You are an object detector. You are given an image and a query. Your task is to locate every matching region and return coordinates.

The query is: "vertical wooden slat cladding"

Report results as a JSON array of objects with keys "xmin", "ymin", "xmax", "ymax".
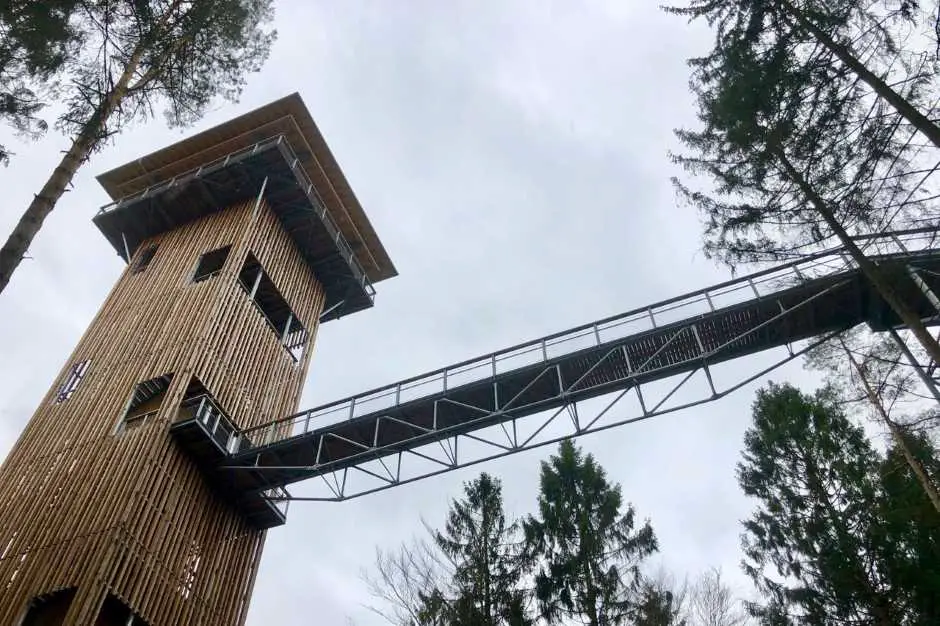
[{"xmin": 0, "ymin": 198, "xmax": 325, "ymax": 625}]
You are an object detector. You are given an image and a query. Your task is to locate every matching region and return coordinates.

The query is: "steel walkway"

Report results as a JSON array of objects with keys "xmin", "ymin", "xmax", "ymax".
[{"xmin": 175, "ymin": 228, "xmax": 940, "ymax": 510}]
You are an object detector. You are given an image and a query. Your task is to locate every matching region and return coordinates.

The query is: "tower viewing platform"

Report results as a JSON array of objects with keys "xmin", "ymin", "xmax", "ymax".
[
  {"xmin": 0, "ymin": 94, "xmax": 397, "ymax": 626},
  {"xmin": 94, "ymin": 93, "xmax": 397, "ymax": 321},
  {"xmin": 91, "ymin": 94, "xmax": 398, "ymax": 529}
]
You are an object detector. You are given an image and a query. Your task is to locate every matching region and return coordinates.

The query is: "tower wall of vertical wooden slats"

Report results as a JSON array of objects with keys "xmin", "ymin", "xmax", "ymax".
[{"xmin": 0, "ymin": 197, "xmax": 324, "ymax": 625}]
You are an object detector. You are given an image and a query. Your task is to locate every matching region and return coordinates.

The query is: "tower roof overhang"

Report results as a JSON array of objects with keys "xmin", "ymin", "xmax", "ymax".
[{"xmin": 93, "ymin": 92, "xmax": 396, "ymax": 321}]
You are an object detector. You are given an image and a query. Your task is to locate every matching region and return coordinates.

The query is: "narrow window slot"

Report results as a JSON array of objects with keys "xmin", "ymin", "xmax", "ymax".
[
  {"xmin": 54, "ymin": 359, "xmax": 91, "ymax": 404},
  {"xmin": 237, "ymin": 253, "xmax": 308, "ymax": 361}
]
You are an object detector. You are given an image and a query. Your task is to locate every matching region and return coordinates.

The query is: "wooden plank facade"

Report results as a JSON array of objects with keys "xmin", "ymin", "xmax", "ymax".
[
  {"xmin": 0, "ymin": 94, "xmax": 395, "ymax": 625},
  {"xmin": 0, "ymin": 196, "xmax": 323, "ymax": 624}
]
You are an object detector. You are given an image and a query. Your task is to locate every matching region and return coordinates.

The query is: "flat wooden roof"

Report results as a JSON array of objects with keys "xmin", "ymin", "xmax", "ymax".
[{"xmin": 96, "ymin": 92, "xmax": 396, "ymax": 283}]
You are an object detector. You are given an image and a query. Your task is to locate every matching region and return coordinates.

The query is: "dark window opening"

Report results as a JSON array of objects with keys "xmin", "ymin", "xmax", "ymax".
[
  {"xmin": 54, "ymin": 359, "xmax": 91, "ymax": 404},
  {"xmin": 191, "ymin": 245, "xmax": 231, "ymax": 283},
  {"xmin": 237, "ymin": 253, "xmax": 308, "ymax": 361},
  {"xmin": 131, "ymin": 245, "xmax": 158, "ymax": 274},
  {"xmin": 94, "ymin": 595, "xmax": 148, "ymax": 626},
  {"xmin": 20, "ymin": 588, "xmax": 76, "ymax": 626},
  {"xmin": 182, "ymin": 376, "xmax": 208, "ymax": 403},
  {"xmin": 116, "ymin": 374, "xmax": 173, "ymax": 435}
]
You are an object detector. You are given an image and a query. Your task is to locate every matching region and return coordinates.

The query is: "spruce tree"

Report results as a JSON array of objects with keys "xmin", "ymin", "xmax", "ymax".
[
  {"xmin": 523, "ymin": 439, "xmax": 658, "ymax": 626},
  {"xmin": 428, "ymin": 472, "xmax": 530, "ymax": 626},
  {"xmin": 633, "ymin": 580, "xmax": 688, "ymax": 626},
  {"xmin": 738, "ymin": 382, "xmax": 900, "ymax": 624},
  {"xmin": 665, "ymin": 1, "xmax": 940, "ymax": 148},
  {"xmin": 665, "ymin": 0, "xmax": 940, "ymax": 367}
]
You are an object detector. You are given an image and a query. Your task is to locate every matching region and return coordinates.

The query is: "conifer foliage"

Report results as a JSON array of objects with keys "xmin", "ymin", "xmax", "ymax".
[
  {"xmin": 738, "ymin": 382, "xmax": 940, "ymax": 623},
  {"xmin": 0, "ymin": 1, "xmax": 82, "ymax": 164},
  {"xmin": 523, "ymin": 440, "xmax": 658, "ymax": 626},
  {"xmin": 364, "ymin": 442, "xmax": 667, "ymax": 626},
  {"xmin": 425, "ymin": 472, "xmax": 530, "ymax": 626},
  {"xmin": 664, "ymin": 0, "xmax": 940, "ymax": 366}
]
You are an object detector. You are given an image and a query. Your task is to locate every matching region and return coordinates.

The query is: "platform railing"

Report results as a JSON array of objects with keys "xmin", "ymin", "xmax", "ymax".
[
  {"xmin": 98, "ymin": 135, "xmax": 283, "ymax": 216},
  {"xmin": 262, "ymin": 487, "xmax": 292, "ymax": 516},
  {"xmin": 97, "ymin": 134, "xmax": 375, "ymax": 299},
  {"xmin": 178, "ymin": 394, "xmax": 242, "ymax": 454},
  {"xmin": 236, "ymin": 227, "xmax": 940, "ymax": 451}
]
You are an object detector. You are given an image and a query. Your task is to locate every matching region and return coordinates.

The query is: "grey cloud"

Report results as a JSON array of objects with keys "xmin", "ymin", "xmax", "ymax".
[{"xmin": 0, "ymin": 2, "xmax": 826, "ymax": 625}]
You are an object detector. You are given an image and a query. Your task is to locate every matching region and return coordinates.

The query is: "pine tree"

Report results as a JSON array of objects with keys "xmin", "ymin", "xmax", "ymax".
[
  {"xmin": 0, "ymin": 0, "xmax": 82, "ymax": 164},
  {"xmin": 0, "ymin": 0, "xmax": 276, "ymax": 295},
  {"xmin": 428, "ymin": 472, "xmax": 530, "ymax": 626},
  {"xmin": 874, "ymin": 431, "xmax": 940, "ymax": 622},
  {"xmin": 806, "ymin": 329, "xmax": 940, "ymax": 513},
  {"xmin": 737, "ymin": 382, "xmax": 901, "ymax": 624},
  {"xmin": 523, "ymin": 439, "xmax": 658, "ymax": 626}
]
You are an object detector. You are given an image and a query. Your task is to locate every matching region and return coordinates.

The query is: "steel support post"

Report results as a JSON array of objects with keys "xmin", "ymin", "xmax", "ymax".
[
  {"xmin": 907, "ymin": 265, "xmax": 940, "ymax": 316},
  {"xmin": 251, "ymin": 176, "xmax": 269, "ymax": 219},
  {"xmin": 887, "ymin": 327, "xmax": 940, "ymax": 404}
]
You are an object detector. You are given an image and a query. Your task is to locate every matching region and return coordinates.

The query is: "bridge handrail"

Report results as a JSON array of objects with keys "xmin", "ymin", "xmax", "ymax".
[{"xmin": 236, "ymin": 227, "xmax": 940, "ymax": 449}]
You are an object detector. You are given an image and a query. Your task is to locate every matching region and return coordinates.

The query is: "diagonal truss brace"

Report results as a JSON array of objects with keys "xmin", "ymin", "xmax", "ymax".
[
  {"xmin": 268, "ymin": 327, "xmax": 846, "ymax": 502},
  {"xmin": 230, "ymin": 273, "xmax": 857, "ymax": 500},
  {"xmin": 208, "ymin": 227, "xmax": 940, "ymax": 508}
]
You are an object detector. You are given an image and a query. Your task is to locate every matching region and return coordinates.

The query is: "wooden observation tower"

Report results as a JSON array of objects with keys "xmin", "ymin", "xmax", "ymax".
[{"xmin": 0, "ymin": 94, "xmax": 396, "ymax": 625}]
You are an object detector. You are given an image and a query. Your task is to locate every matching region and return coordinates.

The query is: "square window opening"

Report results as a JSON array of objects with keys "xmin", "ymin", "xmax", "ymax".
[
  {"xmin": 192, "ymin": 245, "xmax": 231, "ymax": 283},
  {"xmin": 116, "ymin": 374, "xmax": 173, "ymax": 435},
  {"xmin": 131, "ymin": 244, "xmax": 159, "ymax": 274},
  {"xmin": 54, "ymin": 359, "xmax": 91, "ymax": 404}
]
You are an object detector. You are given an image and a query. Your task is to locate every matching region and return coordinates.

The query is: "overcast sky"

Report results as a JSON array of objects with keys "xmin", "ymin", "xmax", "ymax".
[{"xmin": 0, "ymin": 2, "xmax": 830, "ymax": 624}]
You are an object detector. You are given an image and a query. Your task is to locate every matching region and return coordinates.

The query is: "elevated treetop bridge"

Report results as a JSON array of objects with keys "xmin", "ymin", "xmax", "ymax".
[{"xmin": 171, "ymin": 227, "xmax": 940, "ymax": 527}]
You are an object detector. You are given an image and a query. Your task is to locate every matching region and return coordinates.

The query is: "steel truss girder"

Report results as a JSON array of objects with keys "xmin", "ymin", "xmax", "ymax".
[
  {"xmin": 215, "ymin": 228, "xmax": 940, "ymax": 504},
  {"xmin": 262, "ymin": 329, "xmax": 845, "ymax": 502}
]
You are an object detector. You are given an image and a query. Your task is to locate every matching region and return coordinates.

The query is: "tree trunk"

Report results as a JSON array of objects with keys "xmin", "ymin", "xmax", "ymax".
[
  {"xmin": 579, "ymin": 512, "xmax": 600, "ymax": 626},
  {"xmin": 482, "ymin": 506, "xmax": 493, "ymax": 626},
  {"xmin": 772, "ymin": 146, "xmax": 940, "ymax": 368},
  {"xmin": 779, "ymin": 0, "xmax": 940, "ymax": 150},
  {"xmin": 841, "ymin": 339, "xmax": 940, "ymax": 514},
  {"xmin": 0, "ymin": 41, "xmax": 148, "ymax": 295}
]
